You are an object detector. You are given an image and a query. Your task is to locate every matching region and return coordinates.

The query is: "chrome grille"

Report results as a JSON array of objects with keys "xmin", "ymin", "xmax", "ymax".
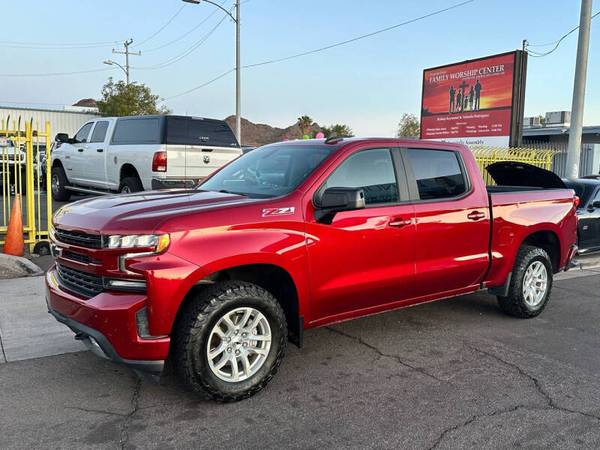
[{"xmin": 54, "ymin": 228, "xmax": 103, "ymax": 249}]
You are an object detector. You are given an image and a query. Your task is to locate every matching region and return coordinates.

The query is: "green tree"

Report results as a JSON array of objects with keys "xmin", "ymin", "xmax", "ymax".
[
  {"xmin": 321, "ymin": 124, "xmax": 354, "ymax": 138},
  {"xmin": 297, "ymin": 115, "xmax": 314, "ymax": 137},
  {"xmin": 397, "ymin": 113, "xmax": 420, "ymax": 138},
  {"xmin": 97, "ymin": 78, "xmax": 170, "ymax": 116}
]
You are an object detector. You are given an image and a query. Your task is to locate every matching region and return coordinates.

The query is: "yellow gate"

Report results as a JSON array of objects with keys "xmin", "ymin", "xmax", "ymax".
[
  {"xmin": 0, "ymin": 116, "xmax": 52, "ymax": 253},
  {"xmin": 470, "ymin": 146, "xmax": 557, "ymax": 185}
]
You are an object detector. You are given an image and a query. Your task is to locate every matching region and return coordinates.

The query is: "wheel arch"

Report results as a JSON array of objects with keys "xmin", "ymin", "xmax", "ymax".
[
  {"xmin": 520, "ymin": 229, "xmax": 561, "ymax": 273},
  {"xmin": 174, "ymin": 263, "xmax": 303, "ymax": 347},
  {"xmin": 119, "ymin": 163, "xmax": 141, "ymax": 182}
]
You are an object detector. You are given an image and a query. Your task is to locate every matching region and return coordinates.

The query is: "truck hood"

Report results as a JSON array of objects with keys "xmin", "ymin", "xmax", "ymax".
[
  {"xmin": 53, "ymin": 189, "xmax": 255, "ymax": 233},
  {"xmin": 486, "ymin": 162, "xmax": 567, "ymax": 189}
]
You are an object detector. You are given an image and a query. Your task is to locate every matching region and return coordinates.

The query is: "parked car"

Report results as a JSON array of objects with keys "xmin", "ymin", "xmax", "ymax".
[
  {"xmin": 0, "ymin": 139, "xmax": 46, "ymax": 193},
  {"xmin": 47, "ymin": 138, "xmax": 578, "ymax": 402},
  {"xmin": 563, "ymin": 178, "xmax": 600, "ymax": 254},
  {"xmin": 50, "ymin": 115, "xmax": 242, "ymax": 201}
]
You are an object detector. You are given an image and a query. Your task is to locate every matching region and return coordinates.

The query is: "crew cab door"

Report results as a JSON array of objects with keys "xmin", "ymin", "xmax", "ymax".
[
  {"xmin": 80, "ymin": 120, "xmax": 110, "ymax": 188},
  {"xmin": 402, "ymin": 147, "xmax": 490, "ymax": 297},
  {"xmin": 306, "ymin": 147, "xmax": 416, "ymax": 322},
  {"xmin": 67, "ymin": 122, "xmax": 94, "ymax": 184}
]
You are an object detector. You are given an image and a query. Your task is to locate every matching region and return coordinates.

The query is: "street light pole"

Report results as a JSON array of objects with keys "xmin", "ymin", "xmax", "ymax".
[
  {"xmin": 565, "ymin": 0, "xmax": 593, "ymax": 179},
  {"xmin": 183, "ymin": 0, "xmax": 242, "ymax": 144}
]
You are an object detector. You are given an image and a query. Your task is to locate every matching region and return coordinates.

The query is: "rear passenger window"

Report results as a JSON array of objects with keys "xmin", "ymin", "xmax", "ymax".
[
  {"xmin": 407, "ymin": 149, "xmax": 467, "ymax": 200},
  {"xmin": 90, "ymin": 121, "xmax": 109, "ymax": 143},
  {"xmin": 112, "ymin": 118, "xmax": 161, "ymax": 145},
  {"xmin": 322, "ymin": 148, "xmax": 399, "ymax": 205}
]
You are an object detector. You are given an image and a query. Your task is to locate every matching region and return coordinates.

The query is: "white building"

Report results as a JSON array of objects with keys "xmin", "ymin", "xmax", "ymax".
[{"xmin": 0, "ymin": 102, "xmax": 101, "ymax": 138}]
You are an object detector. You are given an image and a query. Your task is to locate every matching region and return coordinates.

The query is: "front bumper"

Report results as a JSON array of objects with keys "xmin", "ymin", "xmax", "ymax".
[{"xmin": 45, "ymin": 267, "xmax": 169, "ymax": 373}]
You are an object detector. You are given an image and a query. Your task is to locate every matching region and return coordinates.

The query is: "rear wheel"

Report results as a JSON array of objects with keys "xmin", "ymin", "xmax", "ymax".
[
  {"xmin": 497, "ymin": 245, "xmax": 553, "ymax": 318},
  {"xmin": 51, "ymin": 166, "xmax": 71, "ymax": 201},
  {"xmin": 173, "ymin": 281, "xmax": 287, "ymax": 402},
  {"xmin": 119, "ymin": 176, "xmax": 143, "ymax": 194}
]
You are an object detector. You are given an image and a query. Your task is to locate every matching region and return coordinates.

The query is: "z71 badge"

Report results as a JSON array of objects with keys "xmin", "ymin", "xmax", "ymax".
[{"xmin": 262, "ymin": 207, "xmax": 295, "ymax": 217}]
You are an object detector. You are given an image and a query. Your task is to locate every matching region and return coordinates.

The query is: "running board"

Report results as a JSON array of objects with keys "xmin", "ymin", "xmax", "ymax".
[{"xmin": 65, "ymin": 186, "xmax": 111, "ymax": 195}]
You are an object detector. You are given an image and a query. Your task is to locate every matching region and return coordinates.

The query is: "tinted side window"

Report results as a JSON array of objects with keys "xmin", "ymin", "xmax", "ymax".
[
  {"xmin": 111, "ymin": 118, "xmax": 161, "ymax": 145},
  {"xmin": 74, "ymin": 123, "xmax": 93, "ymax": 143},
  {"xmin": 90, "ymin": 121, "xmax": 109, "ymax": 143},
  {"xmin": 322, "ymin": 148, "xmax": 399, "ymax": 205},
  {"xmin": 407, "ymin": 149, "xmax": 467, "ymax": 200},
  {"xmin": 165, "ymin": 117, "xmax": 239, "ymax": 147}
]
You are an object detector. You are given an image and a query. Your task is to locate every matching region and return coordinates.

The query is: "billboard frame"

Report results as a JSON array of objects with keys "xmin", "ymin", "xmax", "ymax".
[{"xmin": 419, "ymin": 50, "xmax": 528, "ymax": 147}]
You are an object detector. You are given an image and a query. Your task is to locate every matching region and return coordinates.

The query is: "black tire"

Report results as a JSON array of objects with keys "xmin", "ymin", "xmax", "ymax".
[
  {"xmin": 51, "ymin": 166, "xmax": 71, "ymax": 201},
  {"xmin": 497, "ymin": 245, "xmax": 553, "ymax": 318},
  {"xmin": 173, "ymin": 281, "xmax": 287, "ymax": 402},
  {"xmin": 119, "ymin": 176, "xmax": 143, "ymax": 194}
]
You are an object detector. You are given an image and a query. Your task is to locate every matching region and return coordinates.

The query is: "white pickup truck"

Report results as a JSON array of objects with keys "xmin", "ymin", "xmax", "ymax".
[{"xmin": 50, "ymin": 115, "xmax": 242, "ymax": 200}]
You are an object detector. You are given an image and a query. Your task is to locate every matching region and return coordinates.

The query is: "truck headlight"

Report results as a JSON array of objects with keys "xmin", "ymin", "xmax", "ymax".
[{"xmin": 106, "ymin": 234, "xmax": 170, "ymax": 253}]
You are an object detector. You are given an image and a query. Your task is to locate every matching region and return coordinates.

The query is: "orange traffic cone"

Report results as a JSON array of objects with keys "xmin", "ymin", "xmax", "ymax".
[{"xmin": 4, "ymin": 194, "xmax": 24, "ymax": 257}]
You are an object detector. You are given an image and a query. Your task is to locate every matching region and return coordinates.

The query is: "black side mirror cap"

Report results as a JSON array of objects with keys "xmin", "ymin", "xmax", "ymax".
[
  {"xmin": 314, "ymin": 187, "xmax": 366, "ymax": 224},
  {"xmin": 55, "ymin": 133, "xmax": 69, "ymax": 143},
  {"xmin": 592, "ymin": 200, "xmax": 600, "ymax": 209}
]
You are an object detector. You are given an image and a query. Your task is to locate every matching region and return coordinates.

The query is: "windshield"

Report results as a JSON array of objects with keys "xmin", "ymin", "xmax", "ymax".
[{"xmin": 199, "ymin": 143, "xmax": 335, "ymax": 198}]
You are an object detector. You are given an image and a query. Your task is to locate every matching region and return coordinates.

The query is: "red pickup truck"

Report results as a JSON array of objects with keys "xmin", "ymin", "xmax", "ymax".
[{"xmin": 46, "ymin": 138, "xmax": 578, "ymax": 401}]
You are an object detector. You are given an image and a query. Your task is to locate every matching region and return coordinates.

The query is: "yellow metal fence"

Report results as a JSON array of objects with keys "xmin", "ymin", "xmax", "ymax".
[
  {"xmin": 0, "ymin": 116, "xmax": 52, "ymax": 253},
  {"xmin": 470, "ymin": 146, "xmax": 557, "ymax": 185}
]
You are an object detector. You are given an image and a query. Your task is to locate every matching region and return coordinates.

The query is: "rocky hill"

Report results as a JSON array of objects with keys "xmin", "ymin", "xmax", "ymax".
[{"xmin": 224, "ymin": 115, "xmax": 321, "ymax": 147}]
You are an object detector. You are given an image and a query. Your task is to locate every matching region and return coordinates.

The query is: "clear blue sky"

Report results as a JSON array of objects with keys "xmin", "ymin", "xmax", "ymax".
[{"xmin": 1, "ymin": 0, "xmax": 598, "ymax": 135}]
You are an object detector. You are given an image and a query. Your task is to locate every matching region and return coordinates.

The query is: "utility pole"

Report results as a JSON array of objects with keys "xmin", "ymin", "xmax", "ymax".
[
  {"xmin": 110, "ymin": 39, "xmax": 141, "ymax": 84},
  {"xmin": 183, "ymin": 0, "xmax": 242, "ymax": 144},
  {"xmin": 235, "ymin": 0, "xmax": 241, "ymax": 145},
  {"xmin": 566, "ymin": 0, "xmax": 593, "ymax": 179}
]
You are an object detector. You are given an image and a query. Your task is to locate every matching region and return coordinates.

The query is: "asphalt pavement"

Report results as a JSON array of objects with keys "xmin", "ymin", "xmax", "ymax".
[{"xmin": 1, "ymin": 270, "xmax": 600, "ymax": 449}]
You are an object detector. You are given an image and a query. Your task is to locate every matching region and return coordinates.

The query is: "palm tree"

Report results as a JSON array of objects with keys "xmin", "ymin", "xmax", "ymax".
[{"xmin": 297, "ymin": 115, "xmax": 313, "ymax": 137}]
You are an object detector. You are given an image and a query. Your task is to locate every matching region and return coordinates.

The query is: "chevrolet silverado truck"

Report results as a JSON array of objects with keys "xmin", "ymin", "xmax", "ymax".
[{"xmin": 46, "ymin": 138, "xmax": 578, "ymax": 402}]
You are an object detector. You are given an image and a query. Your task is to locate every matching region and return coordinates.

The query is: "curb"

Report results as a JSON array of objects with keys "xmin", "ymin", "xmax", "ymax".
[{"xmin": 0, "ymin": 253, "xmax": 44, "ymax": 279}]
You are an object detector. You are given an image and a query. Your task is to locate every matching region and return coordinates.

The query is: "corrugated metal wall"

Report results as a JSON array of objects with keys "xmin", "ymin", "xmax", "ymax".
[{"xmin": 0, "ymin": 107, "xmax": 101, "ymax": 137}]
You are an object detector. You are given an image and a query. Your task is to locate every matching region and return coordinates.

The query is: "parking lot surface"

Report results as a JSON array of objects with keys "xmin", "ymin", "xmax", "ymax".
[{"xmin": 1, "ymin": 272, "xmax": 600, "ymax": 449}]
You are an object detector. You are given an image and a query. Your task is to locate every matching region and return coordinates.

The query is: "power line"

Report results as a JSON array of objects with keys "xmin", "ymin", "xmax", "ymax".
[
  {"xmin": 141, "ymin": 0, "xmax": 228, "ymax": 53},
  {"xmin": 134, "ymin": 4, "xmax": 187, "ymax": 48},
  {"xmin": 0, "ymin": 40, "xmax": 121, "ymax": 50},
  {"xmin": 243, "ymin": 0, "xmax": 474, "ymax": 69},
  {"xmin": 0, "ymin": 67, "xmax": 116, "ymax": 78},
  {"xmin": 165, "ymin": 0, "xmax": 474, "ymax": 99},
  {"xmin": 134, "ymin": 11, "xmax": 230, "ymax": 70},
  {"xmin": 526, "ymin": 10, "xmax": 599, "ymax": 57},
  {"xmin": 165, "ymin": 69, "xmax": 235, "ymax": 99}
]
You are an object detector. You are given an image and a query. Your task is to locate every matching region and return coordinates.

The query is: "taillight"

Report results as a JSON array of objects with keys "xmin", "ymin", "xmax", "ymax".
[
  {"xmin": 574, "ymin": 196, "xmax": 580, "ymax": 208},
  {"xmin": 152, "ymin": 151, "xmax": 167, "ymax": 172}
]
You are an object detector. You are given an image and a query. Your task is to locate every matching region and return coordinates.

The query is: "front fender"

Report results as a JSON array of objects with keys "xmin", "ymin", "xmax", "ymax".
[{"xmin": 136, "ymin": 227, "xmax": 310, "ymax": 336}]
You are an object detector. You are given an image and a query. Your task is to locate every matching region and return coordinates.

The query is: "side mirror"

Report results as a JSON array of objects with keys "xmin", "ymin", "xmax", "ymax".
[
  {"xmin": 55, "ymin": 133, "xmax": 69, "ymax": 143},
  {"xmin": 314, "ymin": 187, "xmax": 365, "ymax": 223},
  {"xmin": 592, "ymin": 200, "xmax": 600, "ymax": 209}
]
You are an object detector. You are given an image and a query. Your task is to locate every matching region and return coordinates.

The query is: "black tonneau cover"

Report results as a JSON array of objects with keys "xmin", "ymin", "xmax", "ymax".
[{"xmin": 486, "ymin": 162, "xmax": 566, "ymax": 189}]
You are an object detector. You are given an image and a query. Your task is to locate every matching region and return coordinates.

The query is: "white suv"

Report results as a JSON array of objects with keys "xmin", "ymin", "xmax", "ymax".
[{"xmin": 50, "ymin": 115, "xmax": 242, "ymax": 200}]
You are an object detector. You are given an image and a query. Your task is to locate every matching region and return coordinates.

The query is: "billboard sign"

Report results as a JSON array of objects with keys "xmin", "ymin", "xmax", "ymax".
[{"xmin": 420, "ymin": 51, "xmax": 527, "ymax": 147}]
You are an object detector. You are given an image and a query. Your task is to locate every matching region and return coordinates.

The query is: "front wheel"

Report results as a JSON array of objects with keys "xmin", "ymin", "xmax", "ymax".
[
  {"xmin": 497, "ymin": 245, "xmax": 553, "ymax": 318},
  {"xmin": 173, "ymin": 281, "xmax": 287, "ymax": 402}
]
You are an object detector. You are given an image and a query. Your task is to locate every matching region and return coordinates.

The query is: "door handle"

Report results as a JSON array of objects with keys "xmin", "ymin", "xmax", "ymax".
[
  {"xmin": 467, "ymin": 211, "xmax": 486, "ymax": 221},
  {"xmin": 96, "ymin": 148, "xmax": 104, "ymax": 153},
  {"xmin": 389, "ymin": 217, "xmax": 412, "ymax": 228},
  {"xmin": 77, "ymin": 148, "xmax": 84, "ymax": 152}
]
